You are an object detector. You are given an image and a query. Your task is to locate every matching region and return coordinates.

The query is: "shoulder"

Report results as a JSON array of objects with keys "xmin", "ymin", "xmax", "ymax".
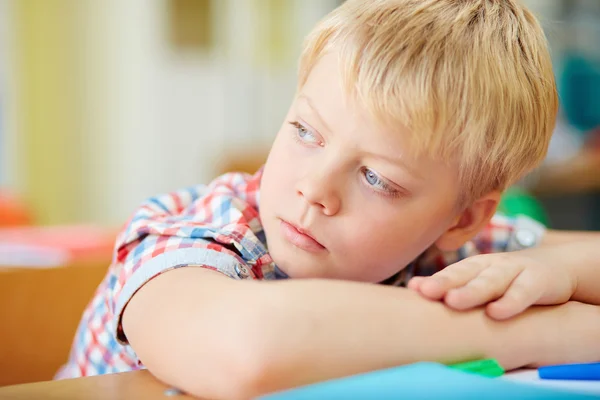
[{"xmin": 120, "ymin": 169, "xmax": 264, "ymax": 239}]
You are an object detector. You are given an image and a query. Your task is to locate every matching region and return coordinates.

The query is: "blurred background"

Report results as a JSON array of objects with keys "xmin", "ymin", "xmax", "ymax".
[
  {"xmin": 0, "ymin": 0, "xmax": 599, "ymax": 228},
  {"xmin": 0, "ymin": 0, "xmax": 344, "ymax": 228},
  {"xmin": 0, "ymin": 0, "xmax": 599, "ymax": 387}
]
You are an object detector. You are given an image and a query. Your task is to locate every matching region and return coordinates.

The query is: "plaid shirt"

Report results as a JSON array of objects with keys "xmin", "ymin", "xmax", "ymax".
[{"xmin": 55, "ymin": 169, "xmax": 545, "ymax": 379}]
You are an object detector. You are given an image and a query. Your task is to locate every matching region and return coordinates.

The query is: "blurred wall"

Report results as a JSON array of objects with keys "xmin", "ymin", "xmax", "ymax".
[
  {"xmin": 14, "ymin": 1, "xmax": 85, "ymax": 224},
  {"xmin": 0, "ymin": 0, "xmax": 15, "ymax": 189},
  {"xmin": 4, "ymin": 0, "xmax": 337, "ymax": 226}
]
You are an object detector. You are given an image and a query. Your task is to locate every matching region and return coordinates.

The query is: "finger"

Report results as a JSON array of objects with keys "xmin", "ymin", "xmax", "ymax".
[
  {"xmin": 406, "ymin": 276, "xmax": 426, "ymax": 291},
  {"xmin": 418, "ymin": 258, "xmax": 489, "ymax": 300},
  {"xmin": 444, "ymin": 263, "xmax": 523, "ymax": 310},
  {"xmin": 485, "ymin": 270, "xmax": 543, "ymax": 320}
]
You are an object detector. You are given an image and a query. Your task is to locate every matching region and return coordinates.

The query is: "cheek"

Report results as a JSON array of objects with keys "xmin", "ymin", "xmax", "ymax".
[
  {"xmin": 354, "ymin": 221, "xmax": 413, "ymax": 256},
  {"xmin": 332, "ymin": 216, "xmax": 414, "ymax": 280},
  {"xmin": 333, "ymin": 209, "xmax": 448, "ymax": 281},
  {"xmin": 260, "ymin": 134, "xmax": 296, "ymax": 207},
  {"xmin": 264, "ymin": 128, "xmax": 308, "ymax": 186},
  {"xmin": 265, "ymin": 130, "xmax": 293, "ymax": 170}
]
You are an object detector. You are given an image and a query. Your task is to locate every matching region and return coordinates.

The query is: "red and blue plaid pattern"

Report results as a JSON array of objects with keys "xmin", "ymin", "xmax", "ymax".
[{"xmin": 55, "ymin": 168, "xmax": 542, "ymax": 379}]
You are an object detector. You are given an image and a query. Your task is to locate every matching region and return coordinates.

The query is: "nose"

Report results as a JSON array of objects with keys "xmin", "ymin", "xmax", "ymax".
[{"xmin": 295, "ymin": 168, "xmax": 341, "ymax": 216}]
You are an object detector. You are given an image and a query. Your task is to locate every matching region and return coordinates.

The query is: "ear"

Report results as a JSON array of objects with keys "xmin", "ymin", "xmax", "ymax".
[{"xmin": 435, "ymin": 191, "xmax": 502, "ymax": 252}]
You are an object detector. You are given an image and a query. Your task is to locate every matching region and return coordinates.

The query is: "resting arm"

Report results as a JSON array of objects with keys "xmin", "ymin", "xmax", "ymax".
[{"xmin": 123, "ymin": 267, "xmax": 600, "ymax": 399}]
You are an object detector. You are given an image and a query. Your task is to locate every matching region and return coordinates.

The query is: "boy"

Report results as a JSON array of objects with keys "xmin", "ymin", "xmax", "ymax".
[{"xmin": 58, "ymin": 0, "xmax": 600, "ymax": 399}]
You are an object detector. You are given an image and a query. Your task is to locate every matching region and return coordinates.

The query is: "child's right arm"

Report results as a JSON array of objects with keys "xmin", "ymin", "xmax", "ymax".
[{"xmin": 122, "ymin": 266, "xmax": 600, "ymax": 400}]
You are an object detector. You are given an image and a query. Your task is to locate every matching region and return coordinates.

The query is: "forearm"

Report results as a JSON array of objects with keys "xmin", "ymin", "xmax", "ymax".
[
  {"xmin": 124, "ymin": 268, "xmax": 600, "ymax": 400},
  {"xmin": 250, "ymin": 280, "xmax": 600, "ymax": 396}
]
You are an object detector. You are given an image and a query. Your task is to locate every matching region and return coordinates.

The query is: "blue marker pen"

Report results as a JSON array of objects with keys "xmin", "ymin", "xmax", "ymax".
[{"xmin": 538, "ymin": 362, "xmax": 600, "ymax": 381}]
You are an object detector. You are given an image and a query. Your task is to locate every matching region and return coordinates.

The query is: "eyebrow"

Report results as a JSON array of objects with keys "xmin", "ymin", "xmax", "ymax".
[
  {"xmin": 297, "ymin": 94, "xmax": 333, "ymax": 134},
  {"xmin": 297, "ymin": 94, "xmax": 423, "ymax": 181}
]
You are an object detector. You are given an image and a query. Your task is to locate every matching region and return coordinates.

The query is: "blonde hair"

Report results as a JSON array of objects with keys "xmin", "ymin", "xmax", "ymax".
[{"xmin": 298, "ymin": 0, "xmax": 558, "ymax": 203}]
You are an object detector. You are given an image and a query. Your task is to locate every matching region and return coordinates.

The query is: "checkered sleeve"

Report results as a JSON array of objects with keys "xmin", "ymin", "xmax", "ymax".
[{"xmin": 108, "ymin": 183, "xmax": 253, "ymax": 345}]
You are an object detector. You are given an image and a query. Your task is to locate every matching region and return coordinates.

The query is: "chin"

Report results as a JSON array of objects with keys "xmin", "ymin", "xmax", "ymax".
[{"xmin": 270, "ymin": 256, "xmax": 315, "ymax": 279}]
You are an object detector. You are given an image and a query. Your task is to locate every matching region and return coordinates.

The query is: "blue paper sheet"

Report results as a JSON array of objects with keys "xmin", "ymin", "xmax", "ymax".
[{"xmin": 260, "ymin": 363, "xmax": 600, "ymax": 400}]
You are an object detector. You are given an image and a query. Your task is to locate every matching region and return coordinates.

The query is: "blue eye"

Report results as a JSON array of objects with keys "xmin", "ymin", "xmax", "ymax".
[
  {"xmin": 364, "ymin": 168, "xmax": 384, "ymax": 188},
  {"xmin": 362, "ymin": 168, "xmax": 402, "ymax": 198},
  {"xmin": 298, "ymin": 126, "xmax": 313, "ymax": 140},
  {"xmin": 290, "ymin": 121, "xmax": 321, "ymax": 145}
]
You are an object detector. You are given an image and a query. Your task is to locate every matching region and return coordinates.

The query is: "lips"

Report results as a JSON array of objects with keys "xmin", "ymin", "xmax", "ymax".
[{"xmin": 279, "ymin": 219, "xmax": 326, "ymax": 253}]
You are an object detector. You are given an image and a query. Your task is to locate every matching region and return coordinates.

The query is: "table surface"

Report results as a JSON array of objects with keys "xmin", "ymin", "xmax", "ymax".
[
  {"xmin": 1, "ymin": 368, "xmax": 600, "ymax": 399},
  {"xmin": 0, "ymin": 370, "xmax": 196, "ymax": 400}
]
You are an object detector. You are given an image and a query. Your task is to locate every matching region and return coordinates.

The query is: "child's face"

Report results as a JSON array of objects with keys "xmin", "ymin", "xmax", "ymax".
[{"xmin": 260, "ymin": 53, "xmax": 462, "ymax": 282}]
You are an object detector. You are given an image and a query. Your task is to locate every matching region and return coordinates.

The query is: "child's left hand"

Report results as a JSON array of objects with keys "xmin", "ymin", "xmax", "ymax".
[{"xmin": 407, "ymin": 247, "xmax": 577, "ymax": 320}]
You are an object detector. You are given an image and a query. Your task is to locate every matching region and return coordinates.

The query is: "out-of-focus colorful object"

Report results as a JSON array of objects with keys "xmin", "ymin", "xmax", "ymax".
[
  {"xmin": 449, "ymin": 358, "xmax": 505, "ymax": 378},
  {"xmin": 259, "ymin": 362, "xmax": 597, "ymax": 400},
  {"xmin": 560, "ymin": 54, "xmax": 600, "ymax": 133},
  {"xmin": 498, "ymin": 187, "xmax": 549, "ymax": 227},
  {"xmin": 539, "ymin": 362, "xmax": 600, "ymax": 381},
  {"xmin": 0, "ymin": 225, "xmax": 116, "ymax": 267},
  {"xmin": 0, "ymin": 190, "xmax": 33, "ymax": 227}
]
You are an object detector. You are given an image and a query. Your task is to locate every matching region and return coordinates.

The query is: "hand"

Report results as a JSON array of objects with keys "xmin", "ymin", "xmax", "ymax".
[{"xmin": 407, "ymin": 248, "xmax": 578, "ymax": 320}]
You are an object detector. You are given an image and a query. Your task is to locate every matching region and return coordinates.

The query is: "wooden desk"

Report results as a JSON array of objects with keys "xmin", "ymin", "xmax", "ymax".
[
  {"xmin": 0, "ymin": 262, "xmax": 109, "ymax": 386},
  {"xmin": 0, "ymin": 370, "xmax": 196, "ymax": 400}
]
